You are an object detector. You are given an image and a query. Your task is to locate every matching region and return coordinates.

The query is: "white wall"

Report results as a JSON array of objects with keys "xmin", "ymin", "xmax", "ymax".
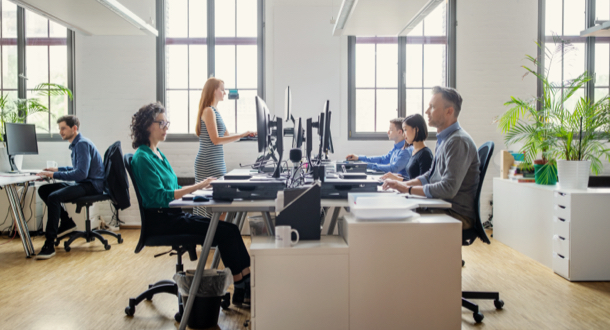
[{"xmin": 23, "ymin": 0, "xmax": 542, "ymax": 225}]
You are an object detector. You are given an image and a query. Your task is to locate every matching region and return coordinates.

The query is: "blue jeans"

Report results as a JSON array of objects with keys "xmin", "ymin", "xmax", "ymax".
[{"xmin": 38, "ymin": 182, "xmax": 98, "ymax": 240}]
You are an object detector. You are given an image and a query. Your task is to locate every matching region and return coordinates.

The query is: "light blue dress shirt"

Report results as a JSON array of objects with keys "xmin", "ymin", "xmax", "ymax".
[{"xmin": 359, "ymin": 141, "xmax": 413, "ymax": 177}]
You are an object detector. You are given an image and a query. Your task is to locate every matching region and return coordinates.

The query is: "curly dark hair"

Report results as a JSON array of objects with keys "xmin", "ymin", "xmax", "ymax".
[{"xmin": 130, "ymin": 102, "xmax": 166, "ymax": 149}]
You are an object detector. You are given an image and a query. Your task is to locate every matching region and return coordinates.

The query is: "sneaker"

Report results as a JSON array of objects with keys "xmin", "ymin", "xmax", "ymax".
[
  {"xmin": 36, "ymin": 241, "xmax": 56, "ymax": 260},
  {"xmin": 233, "ymin": 287, "xmax": 246, "ymax": 306},
  {"xmin": 57, "ymin": 220, "xmax": 76, "ymax": 237}
]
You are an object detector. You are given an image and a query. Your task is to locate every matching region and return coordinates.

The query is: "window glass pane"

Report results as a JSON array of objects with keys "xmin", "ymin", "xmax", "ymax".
[
  {"xmin": 49, "ymin": 21, "xmax": 66, "ymax": 38},
  {"xmin": 216, "ymin": 97, "xmax": 236, "ymax": 134},
  {"xmin": 563, "ymin": 87, "xmax": 584, "ymax": 113},
  {"xmin": 406, "ymin": 44, "xmax": 423, "ymax": 87},
  {"xmin": 355, "ymin": 44, "xmax": 375, "ymax": 88},
  {"xmin": 422, "ymin": 88, "xmax": 436, "ymax": 132},
  {"xmin": 26, "ymin": 46, "xmax": 48, "ymax": 88},
  {"xmin": 167, "ymin": 0, "xmax": 188, "ymax": 38},
  {"xmin": 236, "ymin": 90, "xmax": 257, "ymax": 132},
  {"xmin": 50, "ymin": 46, "xmax": 67, "ymax": 86},
  {"xmin": 25, "ymin": 10, "xmax": 47, "ymax": 38},
  {"xmin": 189, "ymin": 45, "xmax": 208, "ymax": 89},
  {"xmin": 406, "ymin": 89, "xmax": 423, "ymax": 117},
  {"xmin": 563, "ymin": 0, "xmax": 585, "ymax": 36},
  {"xmin": 546, "ymin": 0, "xmax": 562, "ymax": 36},
  {"xmin": 597, "ymin": 0, "xmax": 610, "ymax": 21},
  {"xmin": 236, "ymin": 0, "xmax": 257, "ymax": 38},
  {"xmin": 423, "ymin": 4, "xmax": 445, "ymax": 37},
  {"xmin": 189, "ymin": 90, "xmax": 201, "ymax": 134},
  {"xmin": 546, "ymin": 45, "xmax": 563, "ymax": 86},
  {"xmin": 236, "ymin": 45, "xmax": 257, "ymax": 88},
  {"xmin": 215, "ymin": 45, "xmax": 236, "ymax": 88},
  {"xmin": 166, "ymin": 90, "xmax": 189, "ymax": 133},
  {"xmin": 216, "ymin": 0, "xmax": 236, "ymax": 37},
  {"xmin": 409, "ymin": 20, "xmax": 423, "ymax": 36},
  {"xmin": 167, "ymin": 45, "xmax": 188, "ymax": 89},
  {"xmin": 26, "ymin": 90, "xmax": 49, "ymax": 133},
  {"xmin": 376, "ymin": 44, "xmax": 397, "ymax": 88},
  {"xmin": 189, "ymin": 0, "xmax": 207, "ymax": 38},
  {"xmin": 50, "ymin": 94, "xmax": 68, "ymax": 134},
  {"xmin": 595, "ymin": 87, "xmax": 609, "ymax": 102},
  {"xmin": 423, "ymin": 44, "xmax": 446, "ymax": 87},
  {"xmin": 563, "ymin": 42, "xmax": 585, "ymax": 85},
  {"xmin": 2, "ymin": 0, "xmax": 17, "ymax": 38},
  {"xmin": 376, "ymin": 89, "xmax": 398, "ymax": 132},
  {"xmin": 2, "ymin": 45, "xmax": 17, "ymax": 89},
  {"xmin": 355, "ymin": 89, "xmax": 375, "ymax": 132},
  {"xmin": 595, "ymin": 43, "xmax": 609, "ymax": 87}
]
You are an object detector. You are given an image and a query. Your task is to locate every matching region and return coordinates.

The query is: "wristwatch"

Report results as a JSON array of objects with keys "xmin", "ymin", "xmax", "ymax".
[{"xmin": 408, "ymin": 186, "xmax": 412, "ymax": 195}]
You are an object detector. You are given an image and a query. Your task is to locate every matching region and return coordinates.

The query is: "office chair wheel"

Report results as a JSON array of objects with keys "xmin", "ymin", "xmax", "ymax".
[
  {"xmin": 462, "ymin": 260, "xmax": 465, "ymax": 267},
  {"xmin": 125, "ymin": 306, "xmax": 135, "ymax": 316},
  {"xmin": 473, "ymin": 312, "xmax": 484, "ymax": 323},
  {"xmin": 494, "ymin": 299, "xmax": 504, "ymax": 309},
  {"xmin": 118, "ymin": 236, "xmax": 124, "ymax": 244},
  {"xmin": 220, "ymin": 292, "xmax": 231, "ymax": 310},
  {"xmin": 54, "ymin": 240, "xmax": 60, "ymax": 247},
  {"xmin": 104, "ymin": 244, "xmax": 111, "ymax": 250},
  {"xmin": 174, "ymin": 312, "xmax": 182, "ymax": 322},
  {"xmin": 64, "ymin": 242, "xmax": 71, "ymax": 252}
]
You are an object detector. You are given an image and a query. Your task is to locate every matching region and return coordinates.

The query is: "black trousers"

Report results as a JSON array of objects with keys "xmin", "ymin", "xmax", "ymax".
[
  {"xmin": 38, "ymin": 182, "xmax": 98, "ymax": 240},
  {"xmin": 145, "ymin": 209, "xmax": 250, "ymax": 276}
]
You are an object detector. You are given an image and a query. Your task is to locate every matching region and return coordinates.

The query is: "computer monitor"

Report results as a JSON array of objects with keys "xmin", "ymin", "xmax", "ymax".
[
  {"xmin": 317, "ymin": 112, "xmax": 325, "ymax": 161},
  {"xmin": 306, "ymin": 118, "xmax": 313, "ymax": 166},
  {"xmin": 322, "ymin": 101, "xmax": 333, "ymax": 155},
  {"xmin": 4, "ymin": 122, "xmax": 38, "ymax": 172},
  {"xmin": 295, "ymin": 117, "xmax": 303, "ymax": 149},
  {"xmin": 284, "ymin": 86, "xmax": 292, "ymax": 123},
  {"xmin": 255, "ymin": 96, "xmax": 270, "ymax": 153},
  {"xmin": 272, "ymin": 118, "xmax": 283, "ymax": 178}
]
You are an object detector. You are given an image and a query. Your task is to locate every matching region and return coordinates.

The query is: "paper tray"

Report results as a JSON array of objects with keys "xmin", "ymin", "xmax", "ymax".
[{"xmin": 353, "ymin": 210, "xmax": 420, "ymax": 221}]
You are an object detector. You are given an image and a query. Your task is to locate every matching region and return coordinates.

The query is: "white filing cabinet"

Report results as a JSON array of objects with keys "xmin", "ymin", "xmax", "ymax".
[
  {"xmin": 249, "ymin": 236, "xmax": 349, "ymax": 330},
  {"xmin": 551, "ymin": 189, "xmax": 610, "ymax": 281}
]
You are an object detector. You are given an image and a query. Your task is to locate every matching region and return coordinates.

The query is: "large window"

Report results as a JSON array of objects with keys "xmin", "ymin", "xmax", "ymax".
[
  {"xmin": 160, "ymin": 0, "xmax": 263, "ymax": 137},
  {"xmin": 0, "ymin": 0, "xmax": 73, "ymax": 137},
  {"xmin": 348, "ymin": 1, "xmax": 455, "ymax": 139}
]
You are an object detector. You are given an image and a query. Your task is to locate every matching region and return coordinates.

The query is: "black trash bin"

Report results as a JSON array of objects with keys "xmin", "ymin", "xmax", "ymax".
[{"xmin": 174, "ymin": 269, "xmax": 232, "ymax": 329}]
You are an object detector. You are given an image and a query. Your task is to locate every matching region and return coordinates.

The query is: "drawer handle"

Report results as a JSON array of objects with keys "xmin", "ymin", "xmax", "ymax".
[
  {"xmin": 558, "ymin": 236, "xmax": 566, "ymax": 241},
  {"xmin": 556, "ymin": 192, "xmax": 567, "ymax": 197},
  {"xmin": 557, "ymin": 205, "xmax": 566, "ymax": 209},
  {"xmin": 557, "ymin": 253, "xmax": 565, "ymax": 259},
  {"xmin": 557, "ymin": 217, "xmax": 566, "ymax": 222}
]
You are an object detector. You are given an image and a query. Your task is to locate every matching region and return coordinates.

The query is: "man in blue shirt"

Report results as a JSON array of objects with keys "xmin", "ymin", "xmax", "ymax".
[
  {"xmin": 35, "ymin": 115, "xmax": 105, "ymax": 259},
  {"xmin": 346, "ymin": 118, "xmax": 413, "ymax": 177}
]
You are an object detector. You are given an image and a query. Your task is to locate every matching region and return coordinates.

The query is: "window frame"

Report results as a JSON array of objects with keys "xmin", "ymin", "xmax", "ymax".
[
  {"xmin": 157, "ymin": 0, "xmax": 265, "ymax": 142},
  {"xmin": 347, "ymin": 0, "xmax": 456, "ymax": 141},
  {"xmin": 0, "ymin": 4, "xmax": 74, "ymax": 142}
]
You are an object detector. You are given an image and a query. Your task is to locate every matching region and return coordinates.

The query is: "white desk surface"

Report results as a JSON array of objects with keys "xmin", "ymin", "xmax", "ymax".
[
  {"xmin": 0, "ymin": 175, "xmax": 42, "ymax": 187},
  {"xmin": 494, "ymin": 177, "xmax": 610, "ymax": 194},
  {"xmin": 250, "ymin": 235, "xmax": 348, "ymax": 256}
]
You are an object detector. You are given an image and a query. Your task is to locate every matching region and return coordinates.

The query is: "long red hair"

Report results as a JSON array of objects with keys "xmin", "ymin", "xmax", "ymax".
[{"xmin": 195, "ymin": 77, "xmax": 224, "ymax": 136}]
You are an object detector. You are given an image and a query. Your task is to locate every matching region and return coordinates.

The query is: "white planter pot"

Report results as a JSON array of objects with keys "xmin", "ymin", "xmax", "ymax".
[{"xmin": 557, "ymin": 160, "xmax": 591, "ymax": 190}]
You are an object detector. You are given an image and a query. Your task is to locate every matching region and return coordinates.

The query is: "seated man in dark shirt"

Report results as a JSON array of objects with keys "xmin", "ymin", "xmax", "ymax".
[{"xmin": 36, "ymin": 115, "xmax": 105, "ymax": 259}]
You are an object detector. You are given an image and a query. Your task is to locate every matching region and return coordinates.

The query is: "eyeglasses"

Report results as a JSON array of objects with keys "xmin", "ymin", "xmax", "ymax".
[{"xmin": 153, "ymin": 120, "xmax": 171, "ymax": 129}]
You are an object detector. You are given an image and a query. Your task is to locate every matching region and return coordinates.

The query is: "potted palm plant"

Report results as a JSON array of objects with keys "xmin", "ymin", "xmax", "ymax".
[{"xmin": 0, "ymin": 83, "xmax": 73, "ymax": 171}]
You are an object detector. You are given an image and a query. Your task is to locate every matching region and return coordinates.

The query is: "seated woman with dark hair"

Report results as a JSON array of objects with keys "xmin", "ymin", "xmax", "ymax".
[
  {"xmin": 381, "ymin": 114, "xmax": 433, "ymax": 182},
  {"xmin": 129, "ymin": 102, "xmax": 251, "ymax": 306}
]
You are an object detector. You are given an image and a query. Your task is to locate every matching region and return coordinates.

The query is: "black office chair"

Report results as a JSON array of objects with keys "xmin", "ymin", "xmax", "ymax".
[
  {"xmin": 461, "ymin": 141, "xmax": 504, "ymax": 323},
  {"xmin": 55, "ymin": 142, "xmax": 127, "ymax": 251},
  {"xmin": 122, "ymin": 153, "xmax": 229, "ymax": 322}
]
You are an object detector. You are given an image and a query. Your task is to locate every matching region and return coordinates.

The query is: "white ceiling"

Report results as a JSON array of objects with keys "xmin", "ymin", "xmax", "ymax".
[
  {"xmin": 333, "ymin": 0, "xmax": 435, "ymax": 36},
  {"xmin": 8, "ymin": 0, "xmax": 156, "ymax": 36}
]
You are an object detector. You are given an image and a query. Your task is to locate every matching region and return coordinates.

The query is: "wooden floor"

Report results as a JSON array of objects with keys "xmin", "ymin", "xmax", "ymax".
[{"xmin": 1, "ymin": 229, "xmax": 610, "ymax": 330}]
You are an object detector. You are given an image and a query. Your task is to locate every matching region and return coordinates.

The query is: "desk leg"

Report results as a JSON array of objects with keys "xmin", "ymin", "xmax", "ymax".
[
  {"xmin": 179, "ymin": 211, "xmax": 222, "ymax": 330},
  {"xmin": 326, "ymin": 207, "xmax": 343, "ymax": 236},
  {"xmin": 237, "ymin": 212, "xmax": 247, "ymax": 232},
  {"xmin": 211, "ymin": 212, "xmax": 239, "ymax": 269},
  {"xmin": 262, "ymin": 211, "xmax": 274, "ymax": 236},
  {"xmin": 5, "ymin": 184, "xmax": 35, "ymax": 257}
]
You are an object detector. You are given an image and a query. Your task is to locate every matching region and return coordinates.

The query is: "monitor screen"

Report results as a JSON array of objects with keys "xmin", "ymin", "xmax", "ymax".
[
  {"xmin": 284, "ymin": 86, "xmax": 291, "ymax": 123},
  {"xmin": 255, "ymin": 96, "xmax": 270, "ymax": 153},
  {"xmin": 5, "ymin": 123, "xmax": 38, "ymax": 156}
]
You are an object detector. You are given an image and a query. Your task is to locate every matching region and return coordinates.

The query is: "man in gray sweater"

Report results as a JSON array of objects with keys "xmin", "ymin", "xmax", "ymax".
[{"xmin": 383, "ymin": 86, "xmax": 479, "ymax": 229}]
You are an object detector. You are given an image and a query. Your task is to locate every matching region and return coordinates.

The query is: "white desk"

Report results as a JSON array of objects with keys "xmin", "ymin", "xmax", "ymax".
[{"xmin": 0, "ymin": 174, "xmax": 42, "ymax": 257}]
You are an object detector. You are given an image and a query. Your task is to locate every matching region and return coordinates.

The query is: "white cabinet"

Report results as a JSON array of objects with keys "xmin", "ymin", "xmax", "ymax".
[
  {"xmin": 551, "ymin": 189, "xmax": 610, "ymax": 281},
  {"xmin": 249, "ymin": 236, "xmax": 349, "ymax": 330}
]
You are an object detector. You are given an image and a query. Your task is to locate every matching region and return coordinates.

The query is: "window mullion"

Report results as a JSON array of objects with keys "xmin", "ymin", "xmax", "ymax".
[
  {"xmin": 398, "ymin": 36, "xmax": 406, "ymax": 118},
  {"xmin": 585, "ymin": 0, "xmax": 595, "ymax": 100},
  {"xmin": 17, "ymin": 7, "xmax": 26, "ymax": 102},
  {"xmin": 208, "ymin": 0, "xmax": 215, "ymax": 78},
  {"xmin": 156, "ymin": 0, "xmax": 166, "ymax": 105}
]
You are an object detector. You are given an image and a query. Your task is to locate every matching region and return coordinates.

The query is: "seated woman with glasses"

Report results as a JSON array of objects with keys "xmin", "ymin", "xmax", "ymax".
[
  {"xmin": 129, "ymin": 102, "xmax": 251, "ymax": 306},
  {"xmin": 381, "ymin": 114, "xmax": 433, "ymax": 182}
]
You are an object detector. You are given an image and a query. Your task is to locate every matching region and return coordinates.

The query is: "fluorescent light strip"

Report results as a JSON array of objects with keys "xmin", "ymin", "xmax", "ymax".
[
  {"xmin": 8, "ymin": 0, "xmax": 93, "ymax": 35},
  {"xmin": 96, "ymin": 0, "xmax": 158, "ymax": 36},
  {"xmin": 333, "ymin": 0, "xmax": 358, "ymax": 35},
  {"xmin": 398, "ymin": 0, "xmax": 444, "ymax": 36}
]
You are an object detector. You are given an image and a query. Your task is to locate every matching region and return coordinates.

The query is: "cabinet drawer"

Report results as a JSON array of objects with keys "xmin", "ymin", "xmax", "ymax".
[
  {"xmin": 553, "ymin": 204, "xmax": 571, "ymax": 220},
  {"xmin": 553, "ymin": 191, "xmax": 571, "ymax": 208},
  {"xmin": 251, "ymin": 287, "xmax": 256, "ymax": 318},
  {"xmin": 553, "ymin": 216, "xmax": 570, "ymax": 239},
  {"xmin": 251, "ymin": 255, "xmax": 255, "ymax": 287},
  {"xmin": 552, "ymin": 234, "xmax": 570, "ymax": 258},
  {"xmin": 553, "ymin": 252, "xmax": 570, "ymax": 279}
]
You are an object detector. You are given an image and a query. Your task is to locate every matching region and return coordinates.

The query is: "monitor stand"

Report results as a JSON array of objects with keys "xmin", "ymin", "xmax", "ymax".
[{"xmin": 8, "ymin": 155, "xmax": 22, "ymax": 174}]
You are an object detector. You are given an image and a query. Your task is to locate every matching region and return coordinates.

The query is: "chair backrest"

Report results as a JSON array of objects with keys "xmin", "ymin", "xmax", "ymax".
[
  {"xmin": 463, "ymin": 141, "xmax": 494, "ymax": 246},
  {"xmin": 123, "ymin": 153, "xmax": 148, "ymax": 253},
  {"xmin": 103, "ymin": 141, "xmax": 131, "ymax": 210}
]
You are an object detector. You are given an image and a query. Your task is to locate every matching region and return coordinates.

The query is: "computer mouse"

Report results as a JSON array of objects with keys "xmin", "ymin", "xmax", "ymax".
[{"xmin": 193, "ymin": 195, "xmax": 210, "ymax": 202}]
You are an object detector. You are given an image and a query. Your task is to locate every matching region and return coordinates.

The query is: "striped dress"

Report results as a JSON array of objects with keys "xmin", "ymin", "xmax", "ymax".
[{"xmin": 194, "ymin": 106, "xmax": 227, "ymax": 218}]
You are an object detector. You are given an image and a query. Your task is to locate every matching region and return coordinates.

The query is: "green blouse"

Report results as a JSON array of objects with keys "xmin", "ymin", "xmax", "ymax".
[{"xmin": 131, "ymin": 145, "xmax": 182, "ymax": 209}]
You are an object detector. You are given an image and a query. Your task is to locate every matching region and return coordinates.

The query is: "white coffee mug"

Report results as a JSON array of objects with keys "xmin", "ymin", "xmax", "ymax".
[
  {"xmin": 275, "ymin": 225, "xmax": 299, "ymax": 248},
  {"xmin": 46, "ymin": 160, "xmax": 57, "ymax": 169}
]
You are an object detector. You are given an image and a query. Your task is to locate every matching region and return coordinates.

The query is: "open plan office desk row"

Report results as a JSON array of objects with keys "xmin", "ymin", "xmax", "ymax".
[
  {"xmin": 0, "ymin": 174, "xmax": 41, "ymax": 257},
  {"xmin": 170, "ymin": 193, "xmax": 462, "ymax": 330}
]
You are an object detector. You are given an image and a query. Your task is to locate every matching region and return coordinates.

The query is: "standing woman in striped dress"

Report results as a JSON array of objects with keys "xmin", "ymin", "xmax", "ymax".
[{"xmin": 195, "ymin": 77, "xmax": 256, "ymax": 217}]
